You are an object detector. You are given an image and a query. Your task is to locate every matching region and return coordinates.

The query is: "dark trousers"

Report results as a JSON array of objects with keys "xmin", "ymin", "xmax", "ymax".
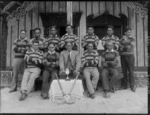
[
  {"xmin": 101, "ymin": 68, "xmax": 119, "ymax": 91},
  {"xmin": 41, "ymin": 69, "xmax": 57, "ymax": 97},
  {"xmin": 120, "ymin": 54, "xmax": 135, "ymax": 89}
]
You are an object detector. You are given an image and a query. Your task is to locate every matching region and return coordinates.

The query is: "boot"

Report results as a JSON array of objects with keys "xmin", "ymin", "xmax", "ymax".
[{"xmin": 19, "ymin": 93, "xmax": 28, "ymax": 101}]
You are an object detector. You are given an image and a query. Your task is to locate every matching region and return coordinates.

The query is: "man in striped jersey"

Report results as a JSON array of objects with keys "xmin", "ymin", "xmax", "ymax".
[
  {"xmin": 30, "ymin": 28, "xmax": 45, "ymax": 52},
  {"xmin": 82, "ymin": 25, "xmax": 99, "ymax": 50},
  {"xmin": 59, "ymin": 25, "xmax": 79, "ymax": 51},
  {"xmin": 9, "ymin": 30, "xmax": 30, "ymax": 93},
  {"xmin": 81, "ymin": 42, "xmax": 100, "ymax": 99},
  {"xmin": 101, "ymin": 41, "xmax": 119, "ymax": 98},
  {"xmin": 19, "ymin": 40, "xmax": 43, "ymax": 101},
  {"xmin": 102, "ymin": 25, "xmax": 119, "ymax": 51},
  {"xmin": 44, "ymin": 26, "xmax": 60, "ymax": 52}
]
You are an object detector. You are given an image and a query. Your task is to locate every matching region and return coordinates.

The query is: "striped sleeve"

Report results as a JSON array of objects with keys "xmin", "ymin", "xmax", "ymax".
[
  {"xmin": 94, "ymin": 50, "xmax": 99, "ymax": 64},
  {"xmin": 81, "ymin": 35, "xmax": 87, "ymax": 48},
  {"xmin": 37, "ymin": 51, "xmax": 43, "ymax": 64},
  {"xmin": 24, "ymin": 50, "xmax": 30, "ymax": 62},
  {"xmin": 94, "ymin": 35, "xmax": 99, "ymax": 47},
  {"xmin": 114, "ymin": 36, "xmax": 120, "ymax": 50},
  {"xmin": 101, "ymin": 36, "xmax": 106, "ymax": 47}
]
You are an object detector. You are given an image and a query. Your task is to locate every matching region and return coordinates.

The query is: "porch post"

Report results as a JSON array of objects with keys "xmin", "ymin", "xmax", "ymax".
[
  {"xmin": 67, "ymin": 2, "xmax": 73, "ymax": 25},
  {"xmin": 0, "ymin": 9, "xmax": 3, "ymax": 69}
]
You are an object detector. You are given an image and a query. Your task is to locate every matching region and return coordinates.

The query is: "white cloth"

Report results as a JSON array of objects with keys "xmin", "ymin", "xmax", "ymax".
[{"xmin": 49, "ymin": 79, "xmax": 84, "ymax": 101}]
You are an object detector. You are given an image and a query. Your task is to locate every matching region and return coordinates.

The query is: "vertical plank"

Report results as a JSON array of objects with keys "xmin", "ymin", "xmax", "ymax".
[
  {"xmin": 99, "ymin": 1, "xmax": 106, "ymax": 15},
  {"xmin": 67, "ymin": 2, "xmax": 73, "ymax": 25},
  {"xmin": 53, "ymin": 1, "xmax": 59, "ymax": 12},
  {"xmin": 39, "ymin": 2, "xmax": 45, "ymax": 13},
  {"xmin": 121, "ymin": 2, "xmax": 128, "ymax": 17},
  {"xmin": 130, "ymin": 8, "xmax": 137, "ymax": 67},
  {"xmin": 93, "ymin": 1, "xmax": 99, "ymax": 16},
  {"xmin": 46, "ymin": 1, "xmax": 52, "ymax": 13},
  {"xmin": 137, "ymin": 13, "xmax": 144, "ymax": 66},
  {"xmin": 106, "ymin": 2, "xmax": 113, "ymax": 15},
  {"xmin": 114, "ymin": 2, "xmax": 120, "ymax": 17},
  {"xmin": 86, "ymin": 1, "xmax": 92, "ymax": 16},
  {"xmin": 60, "ymin": 1, "xmax": 66, "ymax": 12},
  {"xmin": 79, "ymin": 2, "xmax": 86, "ymax": 55},
  {"xmin": 6, "ymin": 24, "xmax": 11, "ymax": 67},
  {"xmin": 32, "ymin": 5, "xmax": 39, "ymax": 29},
  {"xmin": 19, "ymin": 16, "xmax": 25, "ymax": 33},
  {"xmin": 72, "ymin": 1, "xmax": 79, "ymax": 12},
  {"xmin": 144, "ymin": 15, "xmax": 148, "ymax": 66},
  {"xmin": 26, "ymin": 11, "xmax": 31, "ymax": 39}
]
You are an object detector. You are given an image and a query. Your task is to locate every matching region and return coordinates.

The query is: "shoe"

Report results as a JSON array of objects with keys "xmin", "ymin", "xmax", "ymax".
[
  {"xmin": 103, "ymin": 91, "xmax": 111, "ymax": 98},
  {"xmin": 90, "ymin": 93, "xmax": 95, "ymax": 99},
  {"xmin": 110, "ymin": 88, "xmax": 115, "ymax": 93},
  {"xmin": 19, "ymin": 93, "xmax": 27, "ymax": 101},
  {"xmin": 131, "ymin": 87, "xmax": 136, "ymax": 92},
  {"xmin": 9, "ymin": 88, "xmax": 17, "ymax": 93}
]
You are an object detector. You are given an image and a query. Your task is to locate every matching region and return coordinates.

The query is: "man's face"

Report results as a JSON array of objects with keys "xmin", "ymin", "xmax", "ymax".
[
  {"xmin": 106, "ymin": 44, "xmax": 113, "ymax": 51},
  {"xmin": 48, "ymin": 44, "xmax": 55, "ymax": 52},
  {"xmin": 34, "ymin": 30, "xmax": 41, "ymax": 38},
  {"xmin": 20, "ymin": 32, "xmax": 26, "ymax": 39},
  {"xmin": 125, "ymin": 30, "xmax": 132, "ymax": 37},
  {"xmin": 66, "ymin": 43, "xmax": 73, "ymax": 51},
  {"xmin": 87, "ymin": 27, "xmax": 94, "ymax": 34},
  {"xmin": 51, "ymin": 29, "xmax": 57, "ymax": 35},
  {"xmin": 66, "ymin": 27, "xmax": 73, "ymax": 34},
  {"xmin": 32, "ymin": 43, "xmax": 39, "ymax": 50},
  {"xmin": 87, "ymin": 43, "xmax": 94, "ymax": 51},
  {"xmin": 107, "ymin": 28, "xmax": 114, "ymax": 36}
]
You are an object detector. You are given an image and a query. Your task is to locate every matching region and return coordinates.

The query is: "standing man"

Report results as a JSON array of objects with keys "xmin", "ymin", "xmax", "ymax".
[
  {"xmin": 82, "ymin": 25, "xmax": 99, "ymax": 50},
  {"xmin": 119, "ymin": 27, "xmax": 136, "ymax": 92},
  {"xmin": 30, "ymin": 28, "xmax": 45, "ymax": 52},
  {"xmin": 41, "ymin": 43, "xmax": 59, "ymax": 99},
  {"xmin": 19, "ymin": 40, "xmax": 43, "ymax": 101},
  {"xmin": 59, "ymin": 42, "xmax": 81, "ymax": 79},
  {"xmin": 81, "ymin": 42, "xmax": 99, "ymax": 99},
  {"xmin": 44, "ymin": 26, "xmax": 60, "ymax": 52},
  {"xmin": 59, "ymin": 25, "xmax": 79, "ymax": 51},
  {"xmin": 102, "ymin": 25, "xmax": 119, "ymax": 51},
  {"xmin": 9, "ymin": 30, "xmax": 29, "ymax": 93},
  {"xmin": 101, "ymin": 41, "xmax": 119, "ymax": 98}
]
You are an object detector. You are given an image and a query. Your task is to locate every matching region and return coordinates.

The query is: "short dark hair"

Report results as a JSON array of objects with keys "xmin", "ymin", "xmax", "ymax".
[
  {"xmin": 124, "ymin": 26, "xmax": 132, "ymax": 32},
  {"xmin": 50, "ymin": 26, "xmax": 57, "ymax": 30},
  {"xmin": 107, "ymin": 25, "xmax": 114, "ymax": 30},
  {"xmin": 20, "ymin": 29, "xmax": 26, "ymax": 33},
  {"xmin": 87, "ymin": 25, "xmax": 94, "ymax": 29},
  {"xmin": 48, "ymin": 42, "xmax": 55, "ymax": 47},
  {"xmin": 34, "ymin": 28, "xmax": 41, "ymax": 32},
  {"xmin": 66, "ymin": 24, "xmax": 73, "ymax": 29}
]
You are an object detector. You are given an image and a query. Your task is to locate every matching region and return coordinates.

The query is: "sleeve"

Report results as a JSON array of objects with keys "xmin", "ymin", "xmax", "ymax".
[
  {"xmin": 59, "ymin": 35, "xmax": 66, "ymax": 48},
  {"xmin": 59, "ymin": 51, "xmax": 65, "ymax": 71},
  {"xmin": 101, "ymin": 53, "xmax": 107, "ymax": 67},
  {"xmin": 75, "ymin": 52, "xmax": 81, "ymax": 71},
  {"xmin": 13, "ymin": 39, "xmax": 18, "ymax": 51},
  {"xmin": 38, "ymin": 51, "xmax": 44, "ymax": 64},
  {"xmin": 55, "ymin": 52, "xmax": 60, "ymax": 66},
  {"xmin": 130, "ymin": 37, "xmax": 135, "ymax": 47},
  {"xmin": 101, "ymin": 37, "xmax": 106, "ymax": 47},
  {"xmin": 81, "ymin": 54, "xmax": 86, "ymax": 66},
  {"xmin": 24, "ymin": 51, "xmax": 30, "ymax": 62},
  {"xmin": 81, "ymin": 35, "xmax": 87, "ymax": 48},
  {"xmin": 95, "ymin": 35, "xmax": 99, "ymax": 47},
  {"xmin": 114, "ymin": 36, "xmax": 120, "ymax": 50},
  {"xmin": 111, "ymin": 51, "xmax": 119, "ymax": 66},
  {"xmin": 94, "ymin": 51, "xmax": 99, "ymax": 64}
]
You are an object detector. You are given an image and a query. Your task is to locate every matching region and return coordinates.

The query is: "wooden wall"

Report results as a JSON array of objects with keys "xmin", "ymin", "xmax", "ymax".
[{"xmin": 6, "ymin": 1, "xmax": 148, "ymax": 68}]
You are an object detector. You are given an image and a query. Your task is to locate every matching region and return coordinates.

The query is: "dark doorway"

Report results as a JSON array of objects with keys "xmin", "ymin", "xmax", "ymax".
[{"xmin": 57, "ymin": 26, "xmax": 66, "ymax": 37}]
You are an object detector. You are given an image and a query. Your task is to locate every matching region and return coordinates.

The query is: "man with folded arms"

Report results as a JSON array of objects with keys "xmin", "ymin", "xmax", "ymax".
[{"xmin": 19, "ymin": 40, "xmax": 43, "ymax": 101}]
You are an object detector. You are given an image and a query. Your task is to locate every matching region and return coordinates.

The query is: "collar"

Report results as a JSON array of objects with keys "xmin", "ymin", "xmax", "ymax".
[
  {"xmin": 106, "ymin": 35, "xmax": 115, "ymax": 38},
  {"xmin": 48, "ymin": 51, "xmax": 55, "ymax": 54},
  {"xmin": 106, "ymin": 49, "xmax": 114, "ymax": 52},
  {"xmin": 87, "ymin": 33, "xmax": 94, "ymax": 36},
  {"xmin": 19, "ymin": 37, "xmax": 28, "ymax": 40},
  {"xmin": 65, "ymin": 33, "xmax": 73, "ymax": 36},
  {"xmin": 30, "ymin": 48, "xmax": 40, "ymax": 52}
]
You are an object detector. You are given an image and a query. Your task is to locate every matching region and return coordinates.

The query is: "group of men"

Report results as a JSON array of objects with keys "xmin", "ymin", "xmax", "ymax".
[{"xmin": 9, "ymin": 24, "xmax": 136, "ymax": 101}]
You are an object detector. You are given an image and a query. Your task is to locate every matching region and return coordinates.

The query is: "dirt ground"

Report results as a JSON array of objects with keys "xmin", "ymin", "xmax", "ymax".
[{"xmin": 0, "ymin": 87, "xmax": 148, "ymax": 113}]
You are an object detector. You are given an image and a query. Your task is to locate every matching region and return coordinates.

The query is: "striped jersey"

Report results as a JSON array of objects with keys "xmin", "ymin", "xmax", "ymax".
[
  {"xmin": 102, "ymin": 35, "xmax": 119, "ymax": 50},
  {"xmin": 13, "ymin": 37, "xmax": 30, "ymax": 58},
  {"xmin": 82, "ymin": 33, "xmax": 99, "ymax": 49},
  {"xmin": 81, "ymin": 50, "xmax": 99, "ymax": 67},
  {"xmin": 24, "ymin": 48, "xmax": 43, "ymax": 68},
  {"xmin": 59, "ymin": 33, "xmax": 79, "ymax": 49}
]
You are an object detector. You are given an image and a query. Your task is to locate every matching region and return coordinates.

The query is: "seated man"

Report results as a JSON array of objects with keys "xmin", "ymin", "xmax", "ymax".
[
  {"xmin": 41, "ymin": 43, "xmax": 59, "ymax": 99},
  {"xmin": 101, "ymin": 41, "xmax": 119, "ymax": 98},
  {"xmin": 81, "ymin": 42, "xmax": 99, "ymax": 99},
  {"xmin": 19, "ymin": 40, "xmax": 43, "ymax": 101},
  {"xmin": 59, "ymin": 42, "xmax": 80, "ymax": 79}
]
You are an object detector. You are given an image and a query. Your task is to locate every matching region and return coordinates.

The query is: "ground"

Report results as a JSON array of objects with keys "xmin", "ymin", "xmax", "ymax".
[{"xmin": 0, "ymin": 87, "xmax": 148, "ymax": 113}]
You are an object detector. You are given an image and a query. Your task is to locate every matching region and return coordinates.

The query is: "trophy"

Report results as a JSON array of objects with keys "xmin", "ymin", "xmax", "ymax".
[{"xmin": 65, "ymin": 68, "xmax": 70, "ymax": 80}]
